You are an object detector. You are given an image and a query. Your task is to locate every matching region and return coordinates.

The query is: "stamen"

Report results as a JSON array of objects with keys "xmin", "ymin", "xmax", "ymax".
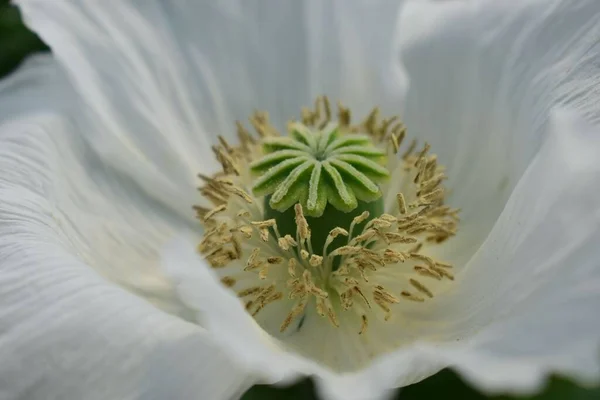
[
  {"xmin": 288, "ymin": 258, "xmax": 297, "ymax": 277},
  {"xmin": 430, "ymin": 265, "xmax": 455, "ymax": 281},
  {"xmin": 309, "ymin": 254, "xmax": 323, "ymax": 267},
  {"xmin": 244, "ymin": 248, "xmax": 261, "ymax": 271},
  {"xmin": 281, "ymin": 299, "xmax": 308, "ymax": 332},
  {"xmin": 401, "ymin": 291, "xmax": 425, "ymax": 302},
  {"xmin": 409, "ymin": 278, "xmax": 433, "ymax": 298},
  {"xmin": 259, "ymin": 228, "xmax": 269, "ymax": 242},
  {"xmin": 348, "ymin": 211, "xmax": 370, "ymax": 242},
  {"xmin": 204, "ymin": 204, "xmax": 227, "ymax": 221},
  {"xmin": 359, "ymin": 315, "xmax": 368, "ymax": 335},
  {"xmin": 251, "ymin": 219, "xmax": 277, "ymax": 229},
  {"xmin": 294, "ymin": 204, "xmax": 310, "ymax": 242},
  {"xmin": 220, "ymin": 276, "xmax": 236, "ymax": 287},
  {"xmin": 278, "ymin": 235, "xmax": 297, "ymax": 251},
  {"xmin": 238, "ymin": 286, "xmax": 262, "ymax": 297},
  {"xmin": 414, "ymin": 265, "xmax": 442, "ymax": 280}
]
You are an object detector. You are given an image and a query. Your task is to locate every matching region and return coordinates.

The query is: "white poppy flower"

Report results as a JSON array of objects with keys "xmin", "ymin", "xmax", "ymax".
[{"xmin": 4, "ymin": 1, "xmax": 600, "ymax": 400}]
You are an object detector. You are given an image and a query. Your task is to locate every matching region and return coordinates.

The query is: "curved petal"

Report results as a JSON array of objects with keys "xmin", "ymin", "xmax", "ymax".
[
  {"xmin": 1, "ymin": 56, "xmax": 201, "ymax": 315},
  {"xmin": 0, "ymin": 57, "xmax": 250, "ymax": 399},
  {"xmin": 434, "ymin": 109, "xmax": 600, "ymax": 393},
  {"xmin": 17, "ymin": 0, "xmax": 408, "ymax": 215},
  {"xmin": 396, "ymin": 0, "xmax": 600, "ymax": 263},
  {"xmin": 364, "ymin": 109, "xmax": 600, "ymax": 394}
]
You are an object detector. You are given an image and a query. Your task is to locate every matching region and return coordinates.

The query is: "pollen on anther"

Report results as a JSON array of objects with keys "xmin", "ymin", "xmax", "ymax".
[
  {"xmin": 204, "ymin": 204, "xmax": 227, "ymax": 221},
  {"xmin": 359, "ymin": 315, "xmax": 368, "ymax": 335},
  {"xmin": 409, "ymin": 278, "xmax": 433, "ymax": 298},
  {"xmin": 220, "ymin": 276, "xmax": 236, "ymax": 287},
  {"xmin": 309, "ymin": 254, "xmax": 323, "ymax": 267}
]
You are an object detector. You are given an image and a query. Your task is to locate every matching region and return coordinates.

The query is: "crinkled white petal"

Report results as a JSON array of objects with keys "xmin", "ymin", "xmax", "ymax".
[
  {"xmin": 0, "ymin": 56, "xmax": 250, "ymax": 400},
  {"xmin": 17, "ymin": 0, "xmax": 408, "ymax": 215},
  {"xmin": 431, "ymin": 109, "xmax": 600, "ymax": 394},
  {"xmin": 1, "ymin": 56, "xmax": 199, "ymax": 316},
  {"xmin": 396, "ymin": 0, "xmax": 600, "ymax": 265},
  {"xmin": 166, "ymin": 108, "xmax": 600, "ymax": 399}
]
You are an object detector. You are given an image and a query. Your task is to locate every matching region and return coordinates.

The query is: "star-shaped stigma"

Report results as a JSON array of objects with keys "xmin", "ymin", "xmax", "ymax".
[{"xmin": 250, "ymin": 122, "xmax": 389, "ymax": 217}]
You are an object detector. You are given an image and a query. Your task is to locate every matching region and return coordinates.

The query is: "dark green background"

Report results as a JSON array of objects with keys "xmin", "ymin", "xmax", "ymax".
[{"xmin": 1, "ymin": 2, "xmax": 597, "ymax": 399}]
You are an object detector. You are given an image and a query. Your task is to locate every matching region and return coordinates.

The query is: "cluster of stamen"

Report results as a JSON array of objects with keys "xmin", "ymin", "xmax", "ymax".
[{"xmin": 195, "ymin": 97, "xmax": 459, "ymax": 335}]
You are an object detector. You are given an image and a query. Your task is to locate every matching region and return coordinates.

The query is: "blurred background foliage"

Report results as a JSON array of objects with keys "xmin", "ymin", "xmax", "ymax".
[{"xmin": 1, "ymin": 2, "xmax": 598, "ymax": 399}]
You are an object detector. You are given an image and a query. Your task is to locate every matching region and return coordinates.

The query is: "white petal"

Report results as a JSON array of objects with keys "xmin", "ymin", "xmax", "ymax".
[
  {"xmin": 395, "ymin": 0, "xmax": 600, "ymax": 263},
  {"xmin": 0, "ymin": 57, "xmax": 249, "ymax": 399},
  {"xmin": 17, "ymin": 0, "xmax": 408, "ymax": 210},
  {"xmin": 1, "ymin": 57, "xmax": 199, "ymax": 315},
  {"xmin": 434, "ymin": 109, "xmax": 600, "ymax": 393}
]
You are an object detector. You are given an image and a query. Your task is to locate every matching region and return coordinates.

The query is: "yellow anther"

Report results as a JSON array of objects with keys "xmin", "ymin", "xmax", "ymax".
[
  {"xmin": 259, "ymin": 266, "xmax": 269, "ymax": 280},
  {"xmin": 353, "ymin": 286, "xmax": 371, "ymax": 308},
  {"xmin": 238, "ymin": 286, "xmax": 262, "ymax": 297},
  {"xmin": 431, "ymin": 265, "xmax": 455, "ymax": 281},
  {"xmin": 237, "ymin": 210, "xmax": 251, "ymax": 218},
  {"xmin": 220, "ymin": 276, "xmax": 236, "ymax": 287},
  {"xmin": 280, "ymin": 299, "xmax": 308, "ymax": 332},
  {"xmin": 409, "ymin": 253, "xmax": 436, "ymax": 268},
  {"xmin": 309, "ymin": 254, "xmax": 323, "ymax": 267},
  {"xmin": 251, "ymin": 219, "xmax": 277, "ymax": 229},
  {"xmin": 238, "ymin": 226, "xmax": 253, "ymax": 239},
  {"xmin": 351, "ymin": 229, "xmax": 377, "ymax": 244},
  {"xmin": 225, "ymin": 185, "xmax": 253, "ymax": 203},
  {"xmin": 203, "ymin": 204, "xmax": 227, "ymax": 221},
  {"xmin": 244, "ymin": 248, "xmax": 261, "ymax": 271},
  {"xmin": 259, "ymin": 228, "xmax": 269, "ymax": 242},
  {"xmin": 329, "ymin": 246, "xmax": 362, "ymax": 257},
  {"xmin": 421, "ymin": 188, "xmax": 444, "ymax": 202},
  {"xmin": 288, "ymin": 258, "xmax": 297, "ymax": 278},
  {"xmin": 359, "ymin": 315, "xmax": 368, "ymax": 335},
  {"xmin": 294, "ymin": 203, "xmax": 310, "ymax": 241},
  {"xmin": 396, "ymin": 194, "xmax": 407, "ymax": 216},
  {"xmin": 409, "ymin": 278, "xmax": 433, "ymax": 298},
  {"xmin": 328, "ymin": 227, "xmax": 349, "ymax": 239},
  {"xmin": 414, "ymin": 265, "xmax": 442, "ymax": 280},
  {"xmin": 385, "ymin": 233, "xmax": 418, "ymax": 244},
  {"xmin": 352, "ymin": 211, "xmax": 370, "ymax": 225},
  {"xmin": 326, "ymin": 301, "xmax": 340, "ymax": 327},
  {"xmin": 401, "ymin": 291, "xmax": 425, "ymax": 302}
]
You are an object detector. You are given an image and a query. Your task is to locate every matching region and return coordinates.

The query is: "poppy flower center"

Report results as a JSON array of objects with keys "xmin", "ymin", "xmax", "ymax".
[{"xmin": 195, "ymin": 96, "xmax": 459, "ymax": 335}]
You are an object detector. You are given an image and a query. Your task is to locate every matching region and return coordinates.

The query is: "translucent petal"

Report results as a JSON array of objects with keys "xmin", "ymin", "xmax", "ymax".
[
  {"xmin": 18, "ymin": 0, "xmax": 408, "ymax": 214},
  {"xmin": 0, "ymin": 57, "xmax": 248, "ymax": 400},
  {"xmin": 395, "ymin": 0, "xmax": 600, "ymax": 264}
]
